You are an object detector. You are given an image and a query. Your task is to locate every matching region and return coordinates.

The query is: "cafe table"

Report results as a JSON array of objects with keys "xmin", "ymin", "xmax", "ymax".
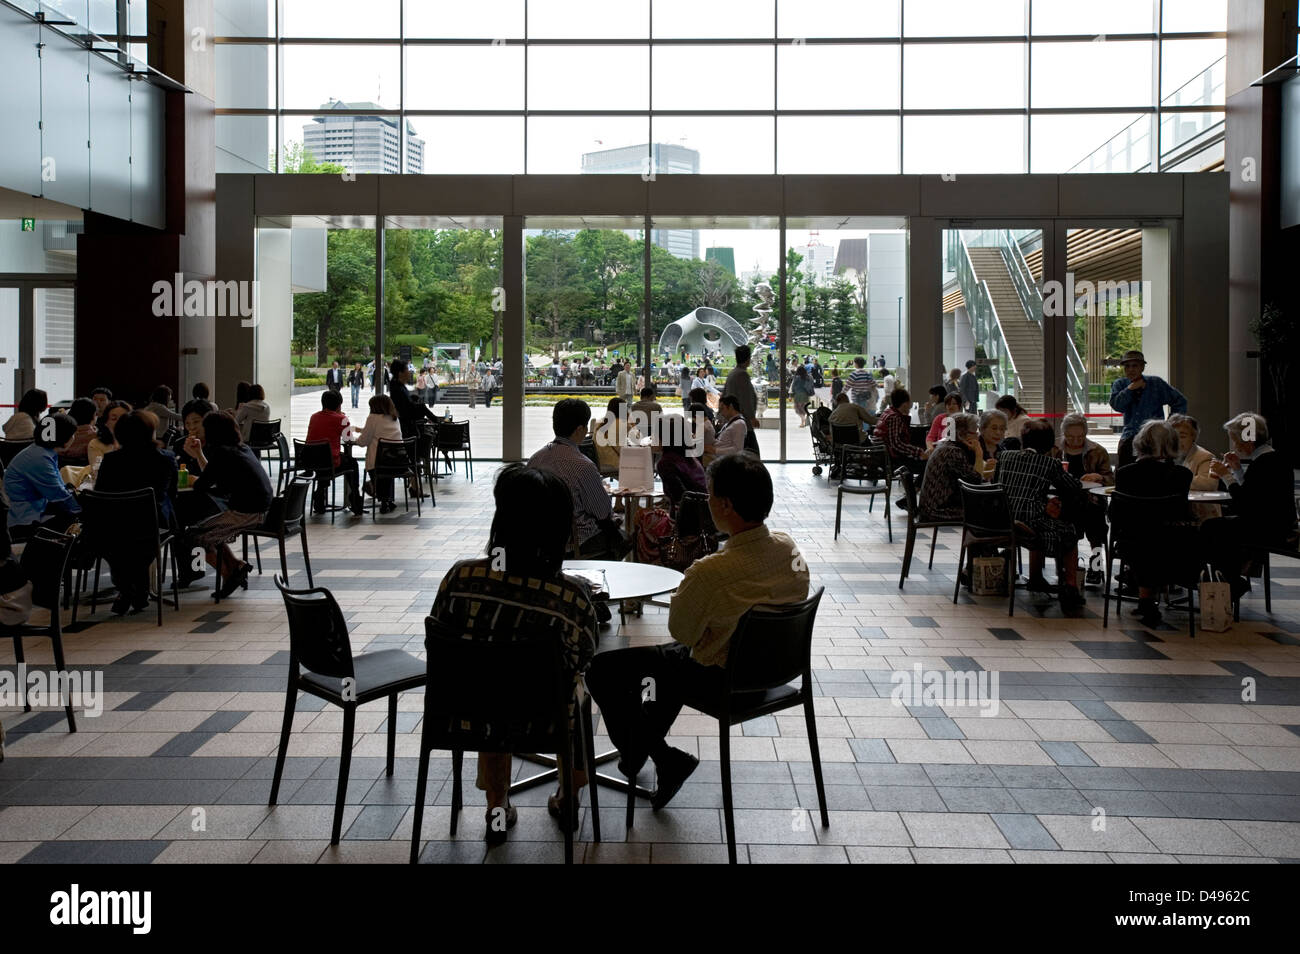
[
  {"xmin": 510, "ymin": 559, "xmax": 685, "ymax": 799},
  {"xmin": 1088, "ymin": 485, "xmax": 1234, "ymax": 504}
]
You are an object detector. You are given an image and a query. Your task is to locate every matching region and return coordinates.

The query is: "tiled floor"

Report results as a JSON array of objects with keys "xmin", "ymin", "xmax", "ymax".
[{"xmin": 2, "ymin": 462, "xmax": 1299, "ymax": 864}]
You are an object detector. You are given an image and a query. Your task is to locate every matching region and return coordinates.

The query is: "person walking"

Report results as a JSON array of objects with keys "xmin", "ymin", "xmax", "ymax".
[
  {"xmin": 1108, "ymin": 349, "xmax": 1188, "ymax": 469},
  {"xmin": 347, "ymin": 362, "xmax": 365, "ymax": 409},
  {"xmin": 326, "ymin": 361, "xmax": 344, "ymax": 394},
  {"xmin": 482, "ymin": 367, "xmax": 498, "ymax": 407},
  {"xmin": 847, "ymin": 357, "xmax": 877, "ymax": 414},
  {"xmin": 958, "ymin": 359, "xmax": 980, "ymax": 413}
]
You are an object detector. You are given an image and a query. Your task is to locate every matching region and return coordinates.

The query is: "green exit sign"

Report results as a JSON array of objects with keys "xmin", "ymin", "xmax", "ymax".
[{"xmin": 21, "ymin": 219, "xmax": 35, "ymax": 232}]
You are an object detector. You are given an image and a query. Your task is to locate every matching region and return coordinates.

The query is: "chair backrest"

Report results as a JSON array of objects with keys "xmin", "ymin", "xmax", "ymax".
[
  {"xmin": 373, "ymin": 438, "xmax": 413, "ymax": 473},
  {"xmin": 676, "ymin": 490, "xmax": 718, "ymax": 538},
  {"xmin": 0, "ymin": 440, "xmax": 33, "ymax": 467},
  {"xmin": 896, "ymin": 466, "xmax": 920, "ymax": 517},
  {"xmin": 293, "ymin": 439, "xmax": 333, "ymax": 473},
  {"xmin": 77, "ymin": 489, "xmax": 164, "ymax": 550},
  {"xmin": 1107, "ymin": 490, "xmax": 1188, "ymax": 542},
  {"xmin": 273, "ymin": 576, "xmax": 355, "ymax": 680},
  {"xmin": 842, "ymin": 443, "xmax": 889, "ymax": 482},
  {"xmin": 577, "ymin": 437, "xmax": 600, "ymax": 468},
  {"xmin": 435, "ymin": 421, "xmax": 469, "ymax": 449},
  {"xmin": 250, "ymin": 418, "xmax": 281, "ymax": 448},
  {"xmin": 161, "ymin": 426, "xmax": 183, "ymax": 447},
  {"xmin": 276, "ymin": 432, "xmax": 291, "ymax": 462},
  {"xmin": 958, "ymin": 480, "xmax": 1013, "ymax": 536},
  {"xmin": 19, "ymin": 528, "xmax": 75, "ymax": 613},
  {"xmin": 422, "ymin": 615, "xmax": 571, "ymax": 753},
  {"xmin": 268, "ymin": 477, "xmax": 311, "ymax": 533},
  {"xmin": 830, "ymin": 423, "xmax": 861, "ymax": 448},
  {"xmin": 725, "ymin": 587, "xmax": 825, "ymax": 693}
]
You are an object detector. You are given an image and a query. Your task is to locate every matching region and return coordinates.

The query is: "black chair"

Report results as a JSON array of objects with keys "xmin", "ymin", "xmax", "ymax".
[
  {"xmin": 896, "ymin": 466, "xmax": 964, "ymax": 589},
  {"xmin": 435, "ymin": 420, "xmax": 473, "ymax": 481},
  {"xmin": 1259, "ymin": 496, "xmax": 1300, "ymax": 614},
  {"xmin": 293, "ymin": 439, "xmax": 347, "ymax": 524},
  {"xmin": 0, "ymin": 439, "xmax": 32, "ymax": 469},
  {"xmin": 410, "ymin": 616, "xmax": 599, "ymax": 864},
  {"xmin": 242, "ymin": 477, "xmax": 314, "ymax": 588},
  {"xmin": 828, "ymin": 423, "xmax": 862, "ymax": 482},
  {"xmin": 269, "ymin": 577, "xmax": 426, "ymax": 845},
  {"xmin": 1102, "ymin": 490, "xmax": 1200, "ymax": 637},
  {"xmin": 952, "ymin": 481, "xmax": 1039, "ymax": 616},
  {"xmin": 0, "ymin": 529, "xmax": 78, "ymax": 731},
  {"xmin": 71, "ymin": 489, "xmax": 180, "ymax": 627},
  {"xmin": 628, "ymin": 587, "xmax": 828, "ymax": 864},
  {"xmin": 835, "ymin": 443, "xmax": 893, "ymax": 542},
  {"xmin": 273, "ymin": 433, "xmax": 295, "ymax": 494},
  {"xmin": 161, "ymin": 425, "xmax": 183, "ymax": 448},
  {"xmin": 249, "ymin": 418, "xmax": 283, "ymax": 484},
  {"xmin": 367, "ymin": 438, "xmax": 423, "ymax": 518},
  {"xmin": 578, "ymin": 436, "xmax": 601, "ymax": 470}
]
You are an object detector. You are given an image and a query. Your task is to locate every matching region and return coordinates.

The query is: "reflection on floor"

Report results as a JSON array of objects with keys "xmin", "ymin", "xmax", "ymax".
[{"xmin": 2, "ymin": 463, "xmax": 1298, "ymax": 864}]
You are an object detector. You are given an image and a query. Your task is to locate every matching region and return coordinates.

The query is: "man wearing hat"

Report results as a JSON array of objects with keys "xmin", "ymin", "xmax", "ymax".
[{"xmin": 1109, "ymin": 350, "xmax": 1187, "ymax": 468}]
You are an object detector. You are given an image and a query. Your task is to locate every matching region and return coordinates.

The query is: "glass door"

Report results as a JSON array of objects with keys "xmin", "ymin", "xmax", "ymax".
[{"xmin": 0, "ymin": 280, "xmax": 77, "ymax": 415}]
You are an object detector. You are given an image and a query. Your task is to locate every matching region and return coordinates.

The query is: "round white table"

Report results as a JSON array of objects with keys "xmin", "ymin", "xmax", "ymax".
[
  {"xmin": 563, "ymin": 559, "xmax": 683, "ymax": 602},
  {"xmin": 1088, "ymin": 485, "xmax": 1233, "ymax": 504}
]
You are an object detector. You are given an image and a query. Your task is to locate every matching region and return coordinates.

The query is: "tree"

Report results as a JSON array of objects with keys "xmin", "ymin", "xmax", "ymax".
[
  {"xmin": 525, "ymin": 232, "xmax": 588, "ymax": 358},
  {"xmin": 293, "ymin": 229, "xmax": 376, "ymax": 365},
  {"xmin": 279, "ymin": 141, "xmax": 346, "ymax": 175}
]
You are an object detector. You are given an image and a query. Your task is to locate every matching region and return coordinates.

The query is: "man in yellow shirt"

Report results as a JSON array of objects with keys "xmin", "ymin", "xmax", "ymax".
[{"xmin": 585, "ymin": 453, "xmax": 810, "ymax": 810}]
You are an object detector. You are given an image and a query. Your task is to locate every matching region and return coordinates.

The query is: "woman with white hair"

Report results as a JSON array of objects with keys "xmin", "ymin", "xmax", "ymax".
[
  {"xmin": 1111, "ymin": 420, "xmax": 1195, "ymax": 625},
  {"xmin": 1051, "ymin": 412, "xmax": 1113, "ymax": 584},
  {"xmin": 1166, "ymin": 413, "xmax": 1217, "ymax": 490}
]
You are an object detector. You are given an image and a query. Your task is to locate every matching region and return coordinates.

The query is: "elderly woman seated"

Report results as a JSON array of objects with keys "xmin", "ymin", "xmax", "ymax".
[
  {"xmin": 428, "ymin": 464, "xmax": 597, "ymax": 846},
  {"xmin": 994, "ymin": 419, "xmax": 1086, "ymax": 609},
  {"xmin": 978, "ymin": 409, "xmax": 1008, "ymax": 465},
  {"xmin": 1050, "ymin": 412, "xmax": 1113, "ymax": 584},
  {"xmin": 916, "ymin": 412, "xmax": 984, "ymax": 521},
  {"xmin": 1112, "ymin": 420, "xmax": 1197, "ymax": 626}
]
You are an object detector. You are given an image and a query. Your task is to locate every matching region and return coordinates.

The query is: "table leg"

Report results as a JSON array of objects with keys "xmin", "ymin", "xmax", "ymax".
[{"xmin": 510, "ymin": 750, "xmax": 653, "ymax": 799}]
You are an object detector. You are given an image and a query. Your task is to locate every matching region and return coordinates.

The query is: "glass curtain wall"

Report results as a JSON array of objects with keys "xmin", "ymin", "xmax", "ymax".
[{"xmin": 215, "ymin": 0, "xmax": 1227, "ymax": 175}]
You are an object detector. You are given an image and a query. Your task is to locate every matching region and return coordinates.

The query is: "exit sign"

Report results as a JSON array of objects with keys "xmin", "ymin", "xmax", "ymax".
[{"xmin": 21, "ymin": 219, "xmax": 35, "ymax": 232}]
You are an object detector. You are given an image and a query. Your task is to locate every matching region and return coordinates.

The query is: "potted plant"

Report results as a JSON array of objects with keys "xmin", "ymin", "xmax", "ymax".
[{"xmin": 1249, "ymin": 302, "xmax": 1294, "ymax": 408}]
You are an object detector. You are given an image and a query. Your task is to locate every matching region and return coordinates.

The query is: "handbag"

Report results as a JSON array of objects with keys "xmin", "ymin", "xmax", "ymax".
[
  {"xmin": 634, "ymin": 507, "xmax": 676, "ymax": 566},
  {"xmin": 1198, "ymin": 565, "xmax": 1233, "ymax": 632},
  {"xmin": 971, "ymin": 556, "xmax": 1007, "ymax": 596}
]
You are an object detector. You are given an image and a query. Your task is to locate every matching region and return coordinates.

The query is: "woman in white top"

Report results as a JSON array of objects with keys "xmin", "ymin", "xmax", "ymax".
[
  {"xmin": 1168, "ymin": 412, "xmax": 1220, "ymax": 522},
  {"xmin": 995, "ymin": 395, "xmax": 1030, "ymax": 442},
  {"xmin": 351, "ymin": 394, "xmax": 404, "ymax": 513},
  {"xmin": 233, "ymin": 384, "xmax": 271, "ymax": 442}
]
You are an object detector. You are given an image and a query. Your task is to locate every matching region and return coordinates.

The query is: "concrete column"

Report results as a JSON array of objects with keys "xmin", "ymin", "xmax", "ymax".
[
  {"xmin": 1140, "ymin": 227, "xmax": 1171, "ymax": 382},
  {"xmin": 255, "ymin": 227, "xmax": 292, "ymax": 433},
  {"xmin": 906, "ymin": 218, "xmax": 941, "ymax": 401},
  {"xmin": 501, "ymin": 215, "xmax": 524, "ymax": 461}
]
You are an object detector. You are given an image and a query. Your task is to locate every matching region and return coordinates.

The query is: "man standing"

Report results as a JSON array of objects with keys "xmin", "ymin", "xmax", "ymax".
[
  {"xmin": 1108, "ymin": 349, "xmax": 1187, "ymax": 468},
  {"xmin": 347, "ymin": 362, "xmax": 365, "ymax": 409},
  {"xmin": 722, "ymin": 344, "xmax": 761, "ymax": 456},
  {"xmin": 958, "ymin": 359, "xmax": 980, "ymax": 414},
  {"xmin": 847, "ymin": 357, "xmax": 877, "ymax": 414},
  {"xmin": 615, "ymin": 361, "xmax": 637, "ymax": 403},
  {"xmin": 585, "ymin": 453, "xmax": 809, "ymax": 809},
  {"xmin": 326, "ymin": 361, "xmax": 344, "ymax": 394},
  {"xmin": 482, "ymin": 366, "xmax": 498, "ymax": 407}
]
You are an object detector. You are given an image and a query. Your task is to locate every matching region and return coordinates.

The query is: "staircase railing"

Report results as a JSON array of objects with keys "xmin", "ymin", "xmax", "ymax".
[
  {"xmin": 948, "ymin": 230, "xmax": 1021, "ymax": 401},
  {"xmin": 967, "ymin": 229, "xmax": 1091, "ymax": 415}
]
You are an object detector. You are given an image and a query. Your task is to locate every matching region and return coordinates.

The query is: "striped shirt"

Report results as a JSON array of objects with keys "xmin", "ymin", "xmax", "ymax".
[
  {"xmin": 528, "ymin": 437, "xmax": 612, "ymax": 543},
  {"xmin": 667, "ymin": 525, "xmax": 809, "ymax": 667},
  {"xmin": 847, "ymin": 368, "xmax": 875, "ymax": 397}
]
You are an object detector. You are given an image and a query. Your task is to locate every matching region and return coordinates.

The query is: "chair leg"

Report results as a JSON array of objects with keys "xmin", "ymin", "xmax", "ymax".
[
  {"xmin": 449, "ymin": 750, "xmax": 463, "ymax": 835},
  {"xmin": 253, "ymin": 538, "xmax": 262, "ymax": 574},
  {"xmin": 884, "ymin": 486, "xmax": 892, "ymax": 544},
  {"xmin": 558, "ymin": 733, "xmax": 575, "ymax": 864},
  {"xmin": 410, "ymin": 741, "xmax": 431, "ymax": 864},
  {"xmin": 169, "ymin": 542, "xmax": 181, "ymax": 611},
  {"xmin": 720, "ymin": 723, "xmax": 737, "ymax": 864},
  {"xmin": 70, "ymin": 566, "xmax": 81, "ymax": 626},
  {"xmin": 278, "ymin": 536, "xmax": 289, "ymax": 584},
  {"xmin": 300, "ymin": 527, "xmax": 314, "ymax": 588},
  {"xmin": 331, "ymin": 705, "xmax": 356, "ymax": 845},
  {"xmin": 1007, "ymin": 549, "xmax": 1017, "ymax": 617},
  {"xmin": 90, "ymin": 559, "xmax": 102, "ymax": 614},
  {"xmin": 928, "ymin": 527, "xmax": 941, "ymax": 569},
  {"xmin": 952, "ymin": 537, "xmax": 967, "ymax": 605},
  {"xmin": 803, "ymin": 695, "xmax": 829, "ymax": 829},
  {"xmin": 155, "ymin": 546, "xmax": 163, "ymax": 627},
  {"xmin": 50, "ymin": 634, "xmax": 76, "ymax": 733},
  {"xmin": 581, "ymin": 694, "xmax": 600, "ymax": 844},
  {"xmin": 899, "ymin": 521, "xmax": 917, "ymax": 588},
  {"xmin": 1102, "ymin": 545, "xmax": 1113, "ymax": 629},
  {"xmin": 12, "ymin": 636, "xmax": 29, "ymax": 712},
  {"xmin": 1264, "ymin": 554, "xmax": 1271, "ymax": 614},
  {"xmin": 386, "ymin": 693, "xmax": 397, "ymax": 777},
  {"xmin": 834, "ymin": 489, "xmax": 843, "ymax": 540},
  {"xmin": 268, "ymin": 683, "xmax": 297, "ymax": 806}
]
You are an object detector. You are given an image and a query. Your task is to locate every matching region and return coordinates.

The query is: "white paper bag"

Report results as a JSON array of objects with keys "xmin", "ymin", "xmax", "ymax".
[
  {"xmin": 972, "ymin": 556, "xmax": 1007, "ymax": 596},
  {"xmin": 618, "ymin": 444, "xmax": 654, "ymax": 493},
  {"xmin": 1199, "ymin": 568, "xmax": 1232, "ymax": 632}
]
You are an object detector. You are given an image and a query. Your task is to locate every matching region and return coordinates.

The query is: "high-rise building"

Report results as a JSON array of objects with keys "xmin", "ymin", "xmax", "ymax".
[
  {"xmin": 302, "ymin": 101, "xmax": 425, "ymax": 175},
  {"xmin": 793, "ymin": 240, "xmax": 837, "ymax": 285},
  {"xmin": 581, "ymin": 143, "xmax": 701, "ymax": 260},
  {"xmin": 705, "ymin": 246, "xmax": 736, "ymax": 276}
]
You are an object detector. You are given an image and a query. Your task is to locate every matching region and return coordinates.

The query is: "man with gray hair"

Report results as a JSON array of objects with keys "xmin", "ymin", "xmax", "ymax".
[{"xmin": 1201, "ymin": 412, "xmax": 1298, "ymax": 599}]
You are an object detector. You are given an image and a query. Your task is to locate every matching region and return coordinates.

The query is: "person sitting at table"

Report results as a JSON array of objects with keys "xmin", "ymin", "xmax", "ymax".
[
  {"xmin": 351, "ymin": 395, "xmax": 403, "ymax": 514},
  {"xmin": 917, "ymin": 413, "xmax": 984, "ymax": 522},
  {"xmin": 655, "ymin": 414, "xmax": 707, "ymax": 511},
  {"xmin": 1111, "ymin": 420, "xmax": 1196, "ymax": 626},
  {"xmin": 687, "ymin": 401, "xmax": 716, "ymax": 467},
  {"xmin": 994, "ymin": 419, "xmax": 1086, "ymax": 610},
  {"xmin": 429, "ymin": 464, "xmax": 599, "ymax": 844},
  {"xmin": 590, "ymin": 396, "xmax": 632, "ymax": 476},
  {"xmin": 995, "ymin": 395, "xmax": 1030, "ymax": 447},
  {"xmin": 86, "ymin": 400, "xmax": 131, "ymax": 473},
  {"xmin": 93, "ymin": 410, "xmax": 178, "ymax": 615},
  {"xmin": 234, "ymin": 383, "xmax": 270, "ymax": 443},
  {"xmin": 828, "ymin": 392, "xmax": 875, "ymax": 440},
  {"xmin": 143, "ymin": 386, "xmax": 184, "ymax": 439},
  {"xmin": 918, "ymin": 385, "xmax": 948, "ymax": 427},
  {"xmin": 713, "ymin": 395, "xmax": 749, "ymax": 459},
  {"xmin": 529, "ymin": 399, "xmax": 629, "ymax": 559},
  {"xmin": 925, "ymin": 392, "xmax": 963, "ymax": 449},
  {"xmin": 184, "ymin": 411, "xmax": 273, "ymax": 599},
  {"xmin": 388, "ymin": 359, "xmax": 438, "ymax": 495},
  {"xmin": 59, "ymin": 398, "xmax": 99, "ymax": 466},
  {"xmin": 873, "ymin": 388, "xmax": 929, "ymax": 477},
  {"xmin": 1202, "ymin": 412, "xmax": 1298, "ymax": 601},
  {"xmin": 304, "ymin": 389, "xmax": 363, "ymax": 517},
  {"xmin": 172, "ymin": 399, "xmax": 213, "ymax": 476},
  {"xmin": 688, "ymin": 387, "xmax": 715, "ymax": 424},
  {"xmin": 90, "ymin": 387, "xmax": 113, "ymax": 422},
  {"xmin": 978, "ymin": 409, "xmax": 1008, "ymax": 462},
  {"xmin": 3, "ymin": 388, "xmax": 47, "ymax": 441},
  {"xmin": 585, "ymin": 453, "xmax": 810, "ymax": 810},
  {"xmin": 630, "ymin": 386, "xmax": 663, "ymax": 431},
  {"xmin": 1051, "ymin": 411, "xmax": 1114, "ymax": 585},
  {"xmin": 3, "ymin": 413, "xmax": 80, "ymax": 538},
  {"xmin": 1167, "ymin": 412, "xmax": 1220, "ymax": 523}
]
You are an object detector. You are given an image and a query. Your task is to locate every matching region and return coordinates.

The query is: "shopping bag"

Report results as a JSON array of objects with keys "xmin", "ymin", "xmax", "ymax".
[
  {"xmin": 971, "ymin": 556, "xmax": 1007, "ymax": 596},
  {"xmin": 1198, "ymin": 566, "xmax": 1233, "ymax": 632},
  {"xmin": 618, "ymin": 444, "xmax": 654, "ymax": 493}
]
